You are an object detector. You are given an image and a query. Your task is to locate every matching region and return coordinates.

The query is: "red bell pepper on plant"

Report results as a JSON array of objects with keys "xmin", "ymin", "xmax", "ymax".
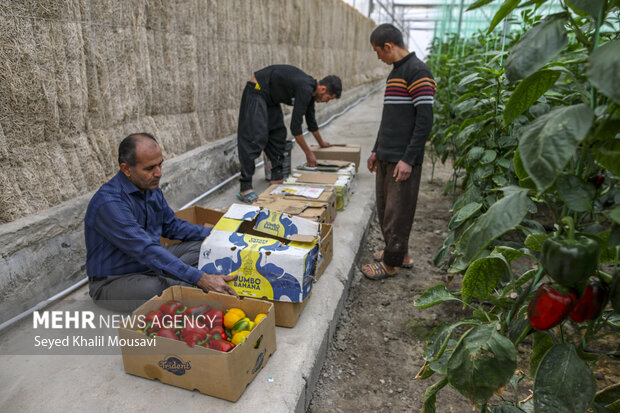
[
  {"xmin": 528, "ymin": 284, "xmax": 577, "ymax": 330},
  {"xmin": 569, "ymin": 281, "xmax": 608, "ymax": 322},
  {"xmin": 156, "ymin": 327, "xmax": 179, "ymax": 340},
  {"xmin": 541, "ymin": 217, "xmax": 599, "ymax": 290}
]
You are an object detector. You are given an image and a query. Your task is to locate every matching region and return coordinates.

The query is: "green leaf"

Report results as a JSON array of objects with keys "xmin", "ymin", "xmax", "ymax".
[
  {"xmin": 467, "ymin": 0, "xmax": 495, "ymax": 11},
  {"xmin": 490, "ymin": 405, "xmax": 527, "ymax": 412},
  {"xmin": 594, "ymin": 138, "xmax": 620, "ymax": 176},
  {"xmin": 595, "ymin": 383, "xmax": 620, "ymax": 406},
  {"xmin": 518, "ymin": 103, "xmax": 594, "ymax": 193},
  {"xmin": 587, "ymin": 39, "xmax": 620, "ymax": 105},
  {"xmin": 447, "ymin": 324, "xmax": 518, "ymax": 404},
  {"xmin": 458, "ymin": 73, "xmax": 482, "ymax": 87},
  {"xmin": 603, "ymin": 310, "xmax": 620, "ymax": 328},
  {"xmin": 455, "ymin": 188, "xmax": 530, "ymax": 265},
  {"xmin": 504, "ymin": 70, "xmax": 561, "ymax": 126},
  {"xmin": 424, "ymin": 322, "xmax": 468, "ymax": 361},
  {"xmin": 566, "ymin": 0, "xmax": 605, "ymax": 18},
  {"xmin": 530, "ymin": 331, "xmax": 553, "ymax": 379},
  {"xmin": 492, "ymin": 246, "xmax": 525, "ymax": 261},
  {"xmin": 462, "ymin": 255, "xmax": 510, "ymax": 302},
  {"xmin": 414, "ymin": 285, "xmax": 460, "ymax": 309},
  {"xmin": 534, "ymin": 344, "xmax": 596, "ymax": 413},
  {"xmin": 421, "ymin": 377, "xmax": 448, "ymax": 413},
  {"xmin": 429, "ymin": 347, "xmax": 454, "ymax": 376},
  {"xmin": 525, "ymin": 233, "xmax": 551, "ymax": 252},
  {"xmin": 488, "ymin": 0, "xmax": 521, "ymax": 34},
  {"xmin": 505, "ymin": 14, "xmax": 568, "ymax": 82},
  {"xmin": 609, "ymin": 206, "xmax": 620, "ymax": 225},
  {"xmin": 449, "ymin": 202, "xmax": 483, "ymax": 230},
  {"xmin": 480, "ymin": 149, "xmax": 498, "ymax": 164},
  {"xmin": 556, "ymin": 175, "xmax": 595, "ymax": 212}
]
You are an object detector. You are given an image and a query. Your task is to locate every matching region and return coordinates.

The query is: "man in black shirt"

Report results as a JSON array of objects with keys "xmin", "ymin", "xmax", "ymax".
[
  {"xmin": 362, "ymin": 24, "xmax": 436, "ymax": 280},
  {"xmin": 236, "ymin": 65, "xmax": 342, "ymax": 203}
]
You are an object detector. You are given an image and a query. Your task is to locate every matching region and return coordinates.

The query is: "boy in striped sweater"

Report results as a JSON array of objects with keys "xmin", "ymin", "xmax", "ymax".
[{"xmin": 362, "ymin": 24, "xmax": 436, "ymax": 280}]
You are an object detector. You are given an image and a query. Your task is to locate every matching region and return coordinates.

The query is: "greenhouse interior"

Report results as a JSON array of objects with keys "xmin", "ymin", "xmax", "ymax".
[{"xmin": 0, "ymin": 1, "xmax": 618, "ymax": 412}]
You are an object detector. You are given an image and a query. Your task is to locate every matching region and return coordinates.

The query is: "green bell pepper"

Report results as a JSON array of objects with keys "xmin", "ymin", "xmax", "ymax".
[{"xmin": 541, "ymin": 217, "xmax": 599, "ymax": 290}]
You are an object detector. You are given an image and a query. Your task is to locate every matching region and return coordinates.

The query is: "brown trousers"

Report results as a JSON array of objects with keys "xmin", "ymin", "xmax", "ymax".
[{"xmin": 376, "ymin": 160, "xmax": 423, "ymax": 268}]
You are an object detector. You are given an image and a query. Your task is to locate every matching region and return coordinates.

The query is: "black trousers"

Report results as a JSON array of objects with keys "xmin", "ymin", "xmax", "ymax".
[
  {"xmin": 376, "ymin": 160, "xmax": 423, "ymax": 267},
  {"xmin": 237, "ymin": 82, "xmax": 287, "ymax": 191},
  {"xmin": 88, "ymin": 241, "xmax": 201, "ymax": 312}
]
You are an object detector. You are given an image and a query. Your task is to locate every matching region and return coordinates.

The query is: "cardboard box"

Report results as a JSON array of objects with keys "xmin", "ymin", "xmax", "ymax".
[
  {"xmin": 118, "ymin": 287, "xmax": 276, "ymax": 402},
  {"xmin": 163, "ymin": 206, "xmax": 332, "ymax": 327},
  {"xmin": 258, "ymin": 184, "xmax": 337, "ymax": 223},
  {"xmin": 198, "ymin": 204, "xmax": 320, "ymax": 303},
  {"xmin": 270, "ymin": 294, "xmax": 310, "ymax": 328},
  {"xmin": 284, "ymin": 172, "xmax": 354, "ymax": 210},
  {"xmin": 254, "ymin": 196, "xmax": 329, "ymax": 223},
  {"xmin": 310, "ymin": 144, "xmax": 361, "ymax": 171}
]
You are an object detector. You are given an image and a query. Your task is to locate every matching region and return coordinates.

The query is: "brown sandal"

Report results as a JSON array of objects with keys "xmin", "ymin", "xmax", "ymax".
[
  {"xmin": 372, "ymin": 250, "xmax": 413, "ymax": 268},
  {"xmin": 361, "ymin": 262, "xmax": 398, "ymax": 280}
]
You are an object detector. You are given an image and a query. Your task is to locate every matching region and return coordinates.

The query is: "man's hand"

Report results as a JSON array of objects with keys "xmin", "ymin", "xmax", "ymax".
[
  {"xmin": 319, "ymin": 141, "xmax": 332, "ymax": 148},
  {"xmin": 306, "ymin": 151, "xmax": 318, "ymax": 167},
  {"xmin": 197, "ymin": 273, "xmax": 239, "ymax": 297},
  {"xmin": 393, "ymin": 160, "xmax": 412, "ymax": 182},
  {"xmin": 367, "ymin": 152, "xmax": 377, "ymax": 173}
]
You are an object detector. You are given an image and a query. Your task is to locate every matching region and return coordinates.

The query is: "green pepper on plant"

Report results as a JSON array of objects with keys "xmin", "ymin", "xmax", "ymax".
[{"xmin": 541, "ymin": 216, "xmax": 599, "ymax": 291}]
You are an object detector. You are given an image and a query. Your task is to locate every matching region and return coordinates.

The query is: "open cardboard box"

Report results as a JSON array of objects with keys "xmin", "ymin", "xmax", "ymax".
[
  {"xmin": 118, "ymin": 287, "xmax": 276, "ymax": 402},
  {"xmin": 198, "ymin": 204, "xmax": 321, "ymax": 302},
  {"xmin": 310, "ymin": 144, "xmax": 361, "ymax": 171},
  {"xmin": 165, "ymin": 206, "xmax": 332, "ymax": 327},
  {"xmin": 257, "ymin": 184, "xmax": 337, "ymax": 223}
]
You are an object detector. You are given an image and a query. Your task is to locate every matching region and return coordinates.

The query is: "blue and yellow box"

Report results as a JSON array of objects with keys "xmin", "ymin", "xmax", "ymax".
[{"xmin": 198, "ymin": 204, "xmax": 321, "ymax": 302}]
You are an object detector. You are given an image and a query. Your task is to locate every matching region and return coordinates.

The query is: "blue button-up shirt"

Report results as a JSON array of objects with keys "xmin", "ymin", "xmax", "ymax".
[{"xmin": 84, "ymin": 171, "xmax": 210, "ymax": 284}]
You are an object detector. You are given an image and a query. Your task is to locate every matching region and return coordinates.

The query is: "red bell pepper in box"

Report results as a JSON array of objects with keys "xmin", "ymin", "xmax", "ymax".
[
  {"xmin": 528, "ymin": 284, "xmax": 577, "ymax": 330},
  {"xmin": 209, "ymin": 326, "xmax": 227, "ymax": 341},
  {"xmin": 144, "ymin": 310, "xmax": 164, "ymax": 334},
  {"xmin": 569, "ymin": 281, "xmax": 609, "ymax": 322},
  {"xmin": 180, "ymin": 322, "xmax": 209, "ymax": 341},
  {"xmin": 181, "ymin": 332, "xmax": 204, "ymax": 348},
  {"xmin": 160, "ymin": 300, "xmax": 183, "ymax": 317},
  {"xmin": 204, "ymin": 309, "xmax": 224, "ymax": 330},
  {"xmin": 207, "ymin": 339, "xmax": 234, "ymax": 352},
  {"xmin": 156, "ymin": 327, "xmax": 179, "ymax": 340},
  {"xmin": 182, "ymin": 305, "xmax": 211, "ymax": 319}
]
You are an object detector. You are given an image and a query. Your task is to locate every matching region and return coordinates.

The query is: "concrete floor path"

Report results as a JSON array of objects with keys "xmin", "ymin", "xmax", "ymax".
[{"xmin": 0, "ymin": 90, "xmax": 384, "ymax": 413}]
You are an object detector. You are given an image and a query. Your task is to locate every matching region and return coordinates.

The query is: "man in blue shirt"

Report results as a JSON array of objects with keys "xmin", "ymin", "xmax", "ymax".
[{"xmin": 85, "ymin": 133, "xmax": 237, "ymax": 311}]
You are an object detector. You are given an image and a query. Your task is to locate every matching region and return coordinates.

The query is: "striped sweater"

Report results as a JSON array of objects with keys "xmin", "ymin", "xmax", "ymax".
[{"xmin": 373, "ymin": 52, "xmax": 436, "ymax": 166}]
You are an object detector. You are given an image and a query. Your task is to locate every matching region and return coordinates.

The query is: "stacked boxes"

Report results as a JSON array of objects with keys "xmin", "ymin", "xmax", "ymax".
[
  {"xmin": 310, "ymin": 144, "xmax": 361, "ymax": 171},
  {"xmin": 284, "ymin": 172, "xmax": 354, "ymax": 210},
  {"xmin": 255, "ymin": 184, "xmax": 338, "ymax": 223}
]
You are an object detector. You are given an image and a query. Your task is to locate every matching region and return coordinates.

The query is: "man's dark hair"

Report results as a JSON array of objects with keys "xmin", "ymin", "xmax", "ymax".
[
  {"xmin": 319, "ymin": 75, "xmax": 342, "ymax": 98},
  {"xmin": 118, "ymin": 132, "xmax": 157, "ymax": 166},
  {"xmin": 370, "ymin": 23, "xmax": 405, "ymax": 49}
]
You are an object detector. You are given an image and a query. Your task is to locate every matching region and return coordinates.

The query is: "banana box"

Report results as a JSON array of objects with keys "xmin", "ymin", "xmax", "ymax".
[{"xmin": 198, "ymin": 204, "xmax": 320, "ymax": 302}]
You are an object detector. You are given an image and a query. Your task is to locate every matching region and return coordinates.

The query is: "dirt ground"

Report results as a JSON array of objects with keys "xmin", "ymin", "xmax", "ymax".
[
  {"xmin": 307, "ymin": 155, "xmax": 620, "ymax": 413},
  {"xmin": 307, "ymin": 157, "xmax": 474, "ymax": 412}
]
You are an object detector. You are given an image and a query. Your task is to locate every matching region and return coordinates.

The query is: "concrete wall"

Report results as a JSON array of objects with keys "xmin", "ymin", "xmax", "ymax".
[{"xmin": 0, "ymin": 0, "xmax": 386, "ymax": 324}]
